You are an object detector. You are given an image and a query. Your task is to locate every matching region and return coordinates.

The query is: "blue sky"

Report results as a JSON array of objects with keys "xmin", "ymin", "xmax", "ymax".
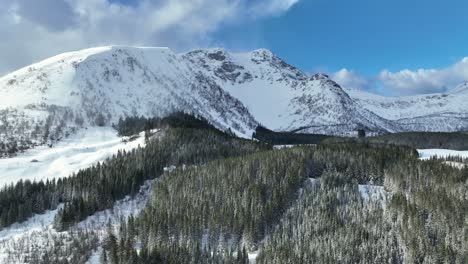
[
  {"xmin": 215, "ymin": 0, "xmax": 468, "ymax": 75},
  {"xmin": 1, "ymin": 0, "xmax": 468, "ymax": 95},
  {"xmin": 211, "ymin": 0, "xmax": 468, "ymax": 95}
]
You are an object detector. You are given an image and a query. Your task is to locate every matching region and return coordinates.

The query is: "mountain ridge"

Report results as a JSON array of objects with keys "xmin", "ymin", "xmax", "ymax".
[{"xmin": 1, "ymin": 45, "xmax": 468, "ymax": 156}]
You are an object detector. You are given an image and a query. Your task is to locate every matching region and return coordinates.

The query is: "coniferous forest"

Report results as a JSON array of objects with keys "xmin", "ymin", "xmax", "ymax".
[{"xmin": 0, "ymin": 114, "xmax": 467, "ymax": 263}]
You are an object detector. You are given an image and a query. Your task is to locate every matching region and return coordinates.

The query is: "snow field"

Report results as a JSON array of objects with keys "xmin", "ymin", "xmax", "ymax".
[
  {"xmin": 417, "ymin": 149, "xmax": 468, "ymax": 160},
  {"xmin": 0, "ymin": 127, "xmax": 146, "ymax": 187}
]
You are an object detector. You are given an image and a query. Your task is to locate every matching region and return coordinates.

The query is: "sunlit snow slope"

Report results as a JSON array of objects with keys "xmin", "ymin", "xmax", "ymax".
[
  {"xmin": 345, "ymin": 84, "xmax": 468, "ymax": 132},
  {"xmin": 418, "ymin": 149, "xmax": 468, "ymax": 160},
  {"xmin": 184, "ymin": 49, "xmax": 398, "ymax": 135},
  {"xmin": 0, "ymin": 127, "xmax": 145, "ymax": 186},
  {"xmin": 0, "ymin": 46, "xmax": 258, "ymax": 158}
]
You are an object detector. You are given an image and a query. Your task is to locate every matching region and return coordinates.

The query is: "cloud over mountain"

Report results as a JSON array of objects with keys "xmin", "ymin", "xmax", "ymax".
[
  {"xmin": 333, "ymin": 57, "xmax": 468, "ymax": 95},
  {"xmin": 0, "ymin": 0, "xmax": 300, "ymax": 75}
]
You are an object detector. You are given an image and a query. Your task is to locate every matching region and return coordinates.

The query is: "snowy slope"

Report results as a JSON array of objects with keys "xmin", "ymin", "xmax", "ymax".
[
  {"xmin": 285, "ymin": 74, "xmax": 399, "ymax": 134},
  {"xmin": 358, "ymin": 184, "xmax": 391, "ymax": 204},
  {"xmin": 0, "ymin": 47, "xmax": 256, "ymax": 131},
  {"xmin": 184, "ymin": 49, "xmax": 399, "ymax": 135},
  {"xmin": 0, "ymin": 46, "xmax": 258, "ymax": 157},
  {"xmin": 417, "ymin": 148, "xmax": 468, "ymax": 160},
  {"xmin": 0, "ymin": 47, "xmax": 111, "ymax": 108},
  {"xmin": 0, "ymin": 179, "xmax": 153, "ymax": 263},
  {"xmin": 345, "ymin": 85, "xmax": 468, "ymax": 131},
  {"xmin": 0, "ymin": 127, "xmax": 147, "ymax": 186},
  {"xmin": 183, "ymin": 48, "xmax": 307, "ymax": 130}
]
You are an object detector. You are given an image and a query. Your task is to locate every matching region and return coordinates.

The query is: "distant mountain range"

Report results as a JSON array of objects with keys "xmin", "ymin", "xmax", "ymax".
[{"xmin": 1, "ymin": 46, "xmax": 467, "ymax": 154}]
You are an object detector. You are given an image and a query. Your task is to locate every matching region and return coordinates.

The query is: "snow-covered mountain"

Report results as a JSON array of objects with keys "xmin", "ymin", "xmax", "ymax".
[
  {"xmin": 345, "ymin": 83, "xmax": 468, "ymax": 131},
  {"xmin": 0, "ymin": 46, "xmax": 258, "ymax": 156},
  {"xmin": 183, "ymin": 49, "xmax": 399, "ymax": 135},
  {"xmin": 1, "ymin": 45, "xmax": 468, "ymax": 156}
]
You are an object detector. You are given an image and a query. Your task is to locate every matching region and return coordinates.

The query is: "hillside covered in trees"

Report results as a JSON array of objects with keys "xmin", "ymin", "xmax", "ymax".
[{"xmin": 0, "ymin": 114, "xmax": 466, "ymax": 263}]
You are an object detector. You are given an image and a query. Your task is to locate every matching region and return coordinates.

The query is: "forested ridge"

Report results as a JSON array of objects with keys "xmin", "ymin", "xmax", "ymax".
[
  {"xmin": 322, "ymin": 131, "xmax": 468, "ymax": 150},
  {"xmin": 0, "ymin": 115, "xmax": 467, "ymax": 263},
  {"xmin": 101, "ymin": 140, "xmax": 468, "ymax": 263},
  {"xmin": 0, "ymin": 115, "xmax": 269, "ymax": 230},
  {"xmin": 252, "ymin": 125, "xmax": 332, "ymax": 145},
  {"xmin": 257, "ymin": 171, "xmax": 400, "ymax": 264},
  {"xmin": 113, "ymin": 112, "xmax": 221, "ymax": 137},
  {"xmin": 367, "ymin": 131, "xmax": 468, "ymax": 150}
]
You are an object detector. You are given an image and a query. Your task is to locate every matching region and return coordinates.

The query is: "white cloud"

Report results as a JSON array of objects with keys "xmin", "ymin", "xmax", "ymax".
[
  {"xmin": 250, "ymin": 0, "xmax": 300, "ymax": 15},
  {"xmin": 0, "ymin": 0, "xmax": 300, "ymax": 75},
  {"xmin": 332, "ymin": 69, "xmax": 373, "ymax": 91},
  {"xmin": 378, "ymin": 58, "xmax": 468, "ymax": 95},
  {"xmin": 333, "ymin": 58, "xmax": 468, "ymax": 96}
]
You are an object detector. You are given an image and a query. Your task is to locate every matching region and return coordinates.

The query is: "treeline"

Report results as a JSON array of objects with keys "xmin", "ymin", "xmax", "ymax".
[
  {"xmin": 309, "ymin": 142, "xmax": 418, "ymax": 184},
  {"xmin": 321, "ymin": 131, "xmax": 468, "ymax": 151},
  {"xmin": 114, "ymin": 112, "xmax": 220, "ymax": 137},
  {"xmin": 252, "ymin": 126, "xmax": 468, "ymax": 150},
  {"xmin": 253, "ymin": 125, "xmax": 332, "ymax": 145},
  {"xmin": 367, "ymin": 131, "xmax": 468, "ymax": 150},
  {"xmin": 0, "ymin": 180, "xmax": 59, "ymax": 228},
  {"xmin": 0, "ymin": 127, "xmax": 268, "ymax": 230},
  {"xmin": 253, "ymin": 126, "xmax": 468, "ymax": 150}
]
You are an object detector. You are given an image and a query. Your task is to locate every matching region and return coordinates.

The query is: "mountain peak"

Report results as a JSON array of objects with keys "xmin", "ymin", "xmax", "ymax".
[
  {"xmin": 309, "ymin": 73, "xmax": 344, "ymax": 92},
  {"xmin": 250, "ymin": 48, "xmax": 274, "ymax": 59},
  {"xmin": 310, "ymin": 73, "xmax": 330, "ymax": 80},
  {"xmin": 185, "ymin": 48, "xmax": 229, "ymax": 60}
]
